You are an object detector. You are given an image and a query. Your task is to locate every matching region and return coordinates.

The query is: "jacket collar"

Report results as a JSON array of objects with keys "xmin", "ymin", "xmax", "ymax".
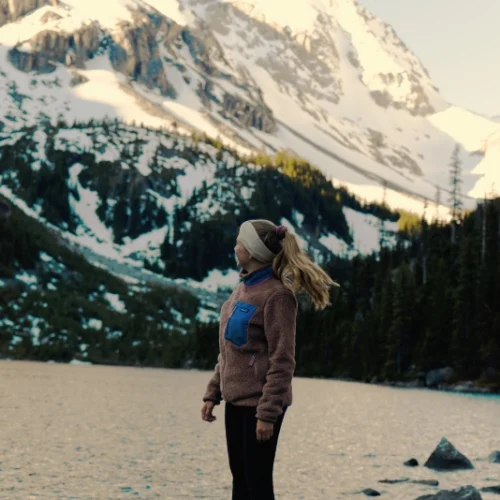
[{"xmin": 239, "ymin": 265, "xmax": 273, "ymax": 286}]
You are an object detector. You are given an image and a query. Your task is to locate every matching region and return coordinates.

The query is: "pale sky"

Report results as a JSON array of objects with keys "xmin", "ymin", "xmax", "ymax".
[{"xmin": 357, "ymin": 0, "xmax": 499, "ymax": 118}]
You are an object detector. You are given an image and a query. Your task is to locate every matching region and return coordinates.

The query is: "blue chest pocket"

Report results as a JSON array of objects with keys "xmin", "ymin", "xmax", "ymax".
[{"xmin": 225, "ymin": 301, "xmax": 257, "ymax": 347}]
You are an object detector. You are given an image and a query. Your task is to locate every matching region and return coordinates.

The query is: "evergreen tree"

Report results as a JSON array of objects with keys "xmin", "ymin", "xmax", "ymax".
[
  {"xmin": 452, "ymin": 218, "xmax": 480, "ymax": 377},
  {"xmin": 476, "ymin": 199, "xmax": 500, "ymax": 372},
  {"xmin": 384, "ymin": 263, "xmax": 416, "ymax": 378}
]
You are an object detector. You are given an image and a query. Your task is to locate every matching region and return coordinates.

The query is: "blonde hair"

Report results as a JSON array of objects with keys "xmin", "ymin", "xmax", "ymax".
[{"xmin": 251, "ymin": 220, "xmax": 338, "ymax": 310}]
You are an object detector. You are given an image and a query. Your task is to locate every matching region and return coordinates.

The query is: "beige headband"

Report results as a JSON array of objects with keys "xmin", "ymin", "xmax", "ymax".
[{"xmin": 238, "ymin": 220, "xmax": 276, "ymax": 263}]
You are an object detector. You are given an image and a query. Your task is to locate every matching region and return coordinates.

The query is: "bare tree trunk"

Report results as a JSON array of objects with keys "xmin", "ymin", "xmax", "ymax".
[{"xmin": 481, "ymin": 198, "xmax": 486, "ymax": 264}]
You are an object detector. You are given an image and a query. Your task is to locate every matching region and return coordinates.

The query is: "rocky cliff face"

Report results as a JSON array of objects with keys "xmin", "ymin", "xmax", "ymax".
[
  {"xmin": 110, "ymin": 10, "xmax": 177, "ymax": 98},
  {"xmin": 8, "ymin": 22, "xmax": 102, "ymax": 73},
  {"xmin": 4, "ymin": 3, "xmax": 275, "ymax": 132},
  {"xmin": 0, "ymin": 0, "xmax": 58, "ymax": 27},
  {"xmin": 370, "ymin": 75, "xmax": 435, "ymax": 117},
  {"xmin": 221, "ymin": 93, "xmax": 276, "ymax": 133}
]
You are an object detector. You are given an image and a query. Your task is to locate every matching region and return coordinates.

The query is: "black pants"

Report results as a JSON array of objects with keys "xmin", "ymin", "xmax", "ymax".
[{"xmin": 225, "ymin": 403, "xmax": 287, "ymax": 500}]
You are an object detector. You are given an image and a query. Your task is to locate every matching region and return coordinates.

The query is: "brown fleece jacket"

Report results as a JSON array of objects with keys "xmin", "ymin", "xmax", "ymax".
[{"xmin": 203, "ymin": 266, "xmax": 298, "ymax": 424}]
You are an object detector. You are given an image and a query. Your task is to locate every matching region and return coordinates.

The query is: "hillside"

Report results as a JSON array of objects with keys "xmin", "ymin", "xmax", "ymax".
[
  {"xmin": 0, "ymin": 194, "xmax": 214, "ymax": 365},
  {"xmin": 0, "ymin": 119, "xmax": 401, "ymax": 289},
  {"xmin": 2, "ymin": 189, "xmax": 499, "ymax": 392}
]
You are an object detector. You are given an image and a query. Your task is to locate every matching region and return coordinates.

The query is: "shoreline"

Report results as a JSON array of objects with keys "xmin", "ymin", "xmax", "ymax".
[
  {"xmin": 2, "ymin": 358, "xmax": 499, "ymax": 396},
  {"xmin": 328, "ymin": 375, "xmax": 500, "ymax": 396}
]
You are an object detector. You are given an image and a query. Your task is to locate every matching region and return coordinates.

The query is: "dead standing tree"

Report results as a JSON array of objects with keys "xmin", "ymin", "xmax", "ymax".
[{"xmin": 449, "ymin": 145, "xmax": 463, "ymax": 245}]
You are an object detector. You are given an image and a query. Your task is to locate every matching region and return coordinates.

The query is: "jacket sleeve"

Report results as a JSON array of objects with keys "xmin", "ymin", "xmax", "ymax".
[
  {"xmin": 203, "ymin": 354, "xmax": 222, "ymax": 404},
  {"xmin": 256, "ymin": 289, "xmax": 297, "ymax": 423}
]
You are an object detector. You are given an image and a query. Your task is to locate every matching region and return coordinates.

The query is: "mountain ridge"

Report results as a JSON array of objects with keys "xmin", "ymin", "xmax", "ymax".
[{"xmin": 0, "ymin": 0, "xmax": 498, "ymax": 212}]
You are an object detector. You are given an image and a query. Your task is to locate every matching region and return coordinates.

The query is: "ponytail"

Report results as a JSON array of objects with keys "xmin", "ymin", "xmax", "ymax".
[{"xmin": 250, "ymin": 220, "xmax": 338, "ymax": 310}]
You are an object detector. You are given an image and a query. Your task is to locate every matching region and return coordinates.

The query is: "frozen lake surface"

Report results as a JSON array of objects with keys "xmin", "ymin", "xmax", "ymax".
[{"xmin": 0, "ymin": 361, "xmax": 498, "ymax": 499}]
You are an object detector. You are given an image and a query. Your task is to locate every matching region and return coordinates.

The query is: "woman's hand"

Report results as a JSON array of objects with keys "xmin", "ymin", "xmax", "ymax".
[
  {"xmin": 256, "ymin": 419, "xmax": 274, "ymax": 442},
  {"xmin": 201, "ymin": 401, "xmax": 217, "ymax": 422}
]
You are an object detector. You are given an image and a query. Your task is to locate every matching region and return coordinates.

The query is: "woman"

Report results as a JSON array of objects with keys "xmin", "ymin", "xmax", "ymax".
[{"xmin": 201, "ymin": 219, "xmax": 335, "ymax": 500}]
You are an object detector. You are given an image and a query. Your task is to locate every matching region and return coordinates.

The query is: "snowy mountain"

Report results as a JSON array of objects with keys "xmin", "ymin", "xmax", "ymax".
[
  {"xmin": 3, "ymin": 0, "xmax": 500, "ymax": 378},
  {"xmin": 0, "ymin": 0, "xmax": 498, "ymax": 213}
]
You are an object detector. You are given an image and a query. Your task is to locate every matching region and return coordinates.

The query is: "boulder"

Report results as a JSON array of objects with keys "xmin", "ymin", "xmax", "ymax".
[
  {"xmin": 404, "ymin": 458, "xmax": 419, "ymax": 467},
  {"xmin": 480, "ymin": 486, "xmax": 500, "ymax": 495},
  {"xmin": 378, "ymin": 477, "xmax": 438, "ymax": 487},
  {"xmin": 488, "ymin": 451, "xmax": 500, "ymax": 464},
  {"xmin": 415, "ymin": 485, "xmax": 482, "ymax": 500},
  {"xmin": 411, "ymin": 480, "xmax": 439, "ymax": 487},
  {"xmin": 424, "ymin": 438, "xmax": 474, "ymax": 471},
  {"xmin": 481, "ymin": 367, "xmax": 498, "ymax": 382},
  {"xmin": 426, "ymin": 367, "xmax": 455, "ymax": 388},
  {"xmin": 362, "ymin": 489, "xmax": 381, "ymax": 497}
]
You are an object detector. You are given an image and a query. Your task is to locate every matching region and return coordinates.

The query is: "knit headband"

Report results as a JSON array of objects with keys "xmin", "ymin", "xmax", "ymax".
[{"xmin": 238, "ymin": 220, "xmax": 277, "ymax": 263}]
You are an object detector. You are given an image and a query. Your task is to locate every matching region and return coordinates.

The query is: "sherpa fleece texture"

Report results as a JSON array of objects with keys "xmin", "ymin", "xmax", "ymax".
[{"xmin": 203, "ymin": 266, "xmax": 298, "ymax": 424}]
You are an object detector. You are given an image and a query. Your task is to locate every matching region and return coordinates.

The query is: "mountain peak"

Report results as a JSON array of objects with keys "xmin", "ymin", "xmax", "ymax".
[{"xmin": 0, "ymin": 0, "xmax": 498, "ymax": 204}]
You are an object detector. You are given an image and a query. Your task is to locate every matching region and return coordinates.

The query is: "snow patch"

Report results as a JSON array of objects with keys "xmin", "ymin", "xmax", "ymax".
[
  {"xmin": 196, "ymin": 307, "xmax": 219, "ymax": 323},
  {"xmin": 16, "ymin": 271, "xmax": 38, "ymax": 287},
  {"xmin": 121, "ymin": 225, "xmax": 169, "ymax": 262},
  {"xmin": 319, "ymin": 233, "xmax": 351, "ymax": 258},
  {"xmin": 32, "ymin": 129, "xmax": 47, "ymax": 171},
  {"xmin": 68, "ymin": 163, "xmax": 114, "ymax": 244},
  {"xmin": 184, "ymin": 268, "xmax": 240, "ymax": 293},
  {"xmin": 343, "ymin": 207, "xmax": 398, "ymax": 255},
  {"xmin": 104, "ymin": 292, "xmax": 127, "ymax": 314},
  {"xmin": 85, "ymin": 318, "xmax": 103, "ymax": 330}
]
